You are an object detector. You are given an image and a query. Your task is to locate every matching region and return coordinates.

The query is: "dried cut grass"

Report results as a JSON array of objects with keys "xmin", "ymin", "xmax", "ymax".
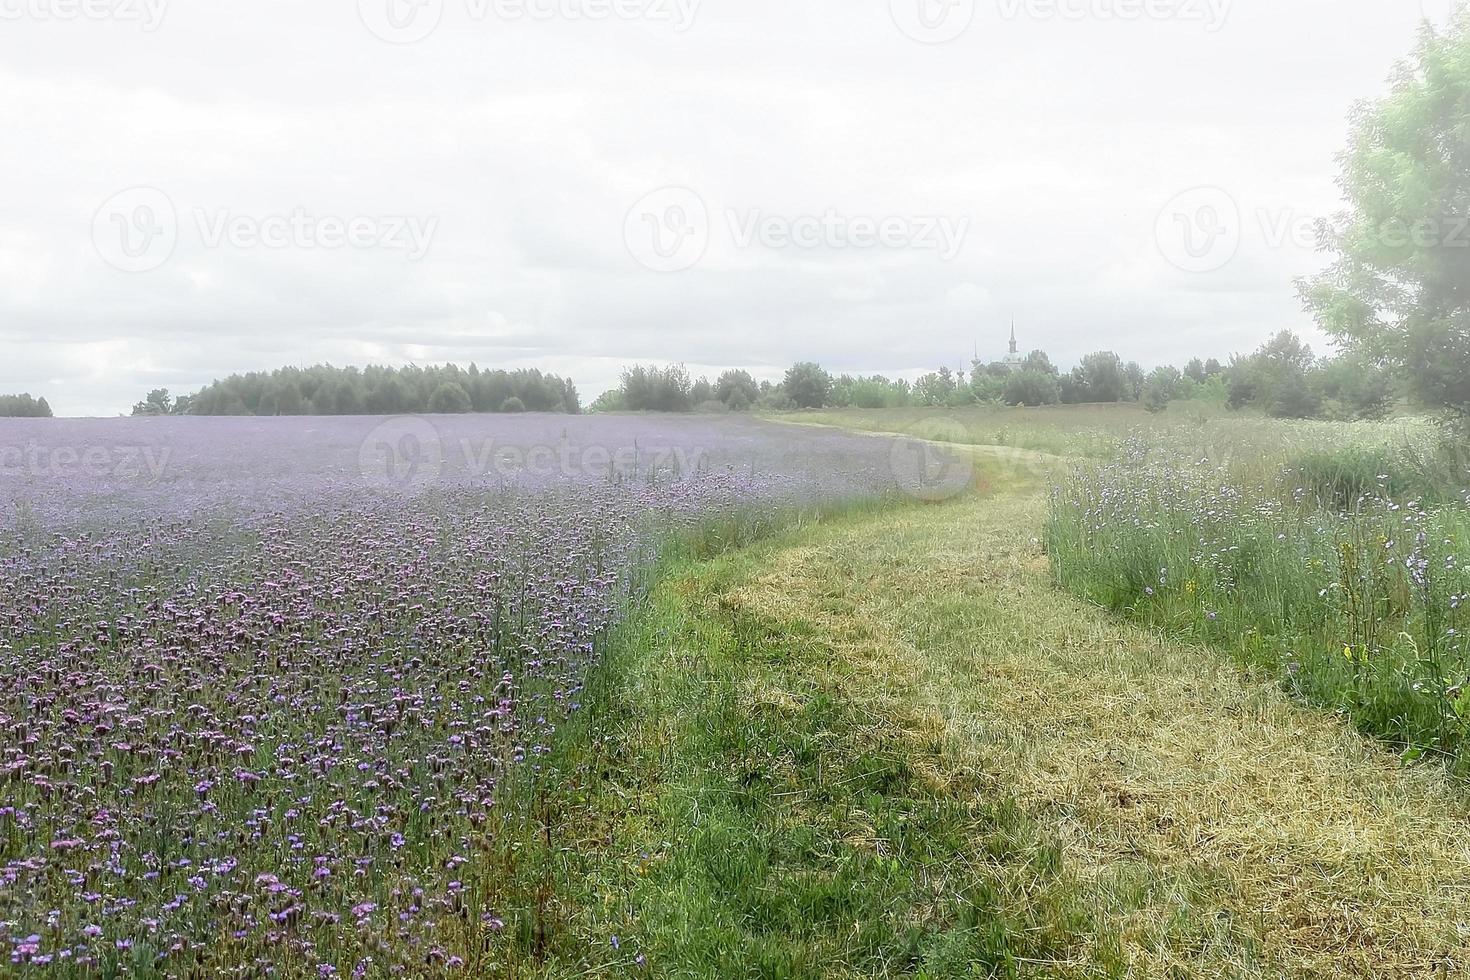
[{"xmin": 729, "ymin": 488, "xmax": 1470, "ymax": 979}]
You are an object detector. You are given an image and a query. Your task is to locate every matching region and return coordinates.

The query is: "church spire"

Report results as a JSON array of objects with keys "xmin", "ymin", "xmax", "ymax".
[{"xmin": 1009, "ymin": 319, "xmax": 1018, "ymax": 355}]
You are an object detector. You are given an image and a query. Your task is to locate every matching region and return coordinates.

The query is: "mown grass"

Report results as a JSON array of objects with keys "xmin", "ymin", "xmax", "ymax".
[
  {"xmin": 482, "ymin": 466, "xmax": 1470, "ymax": 978},
  {"xmin": 485, "ymin": 507, "xmax": 1107, "ymax": 977}
]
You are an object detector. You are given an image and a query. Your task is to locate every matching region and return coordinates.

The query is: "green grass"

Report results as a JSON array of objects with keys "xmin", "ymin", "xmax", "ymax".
[
  {"xmin": 464, "ymin": 424, "xmax": 1470, "ymax": 978},
  {"xmin": 775, "ymin": 403, "xmax": 1445, "ymax": 476},
  {"xmin": 1046, "ymin": 441, "xmax": 1470, "ymax": 767},
  {"xmin": 489, "ymin": 506, "xmax": 1109, "ymax": 978}
]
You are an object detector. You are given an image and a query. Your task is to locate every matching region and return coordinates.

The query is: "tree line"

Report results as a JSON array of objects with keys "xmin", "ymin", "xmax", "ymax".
[
  {"xmin": 131, "ymin": 364, "xmax": 581, "ymax": 417},
  {"xmin": 595, "ymin": 17, "xmax": 1470, "ymax": 426},
  {"xmin": 0, "ymin": 394, "xmax": 53, "ymax": 418},
  {"xmin": 587, "ymin": 330, "xmax": 1405, "ymax": 422}
]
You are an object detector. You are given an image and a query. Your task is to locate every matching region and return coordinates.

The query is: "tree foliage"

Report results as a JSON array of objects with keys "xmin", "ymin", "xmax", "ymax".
[
  {"xmin": 0, "ymin": 393, "xmax": 52, "ymax": 418},
  {"xmin": 1299, "ymin": 12, "xmax": 1470, "ymax": 417},
  {"xmin": 158, "ymin": 364, "xmax": 580, "ymax": 417},
  {"xmin": 783, "ymin": 362, "xmax": 833, "ymax": 409}
]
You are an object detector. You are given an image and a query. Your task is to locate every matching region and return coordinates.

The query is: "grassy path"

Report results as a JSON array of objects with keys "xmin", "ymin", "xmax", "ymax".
[{"xmin": 513, "ymin": 458, "xmax": 1470, "ymax": 978}]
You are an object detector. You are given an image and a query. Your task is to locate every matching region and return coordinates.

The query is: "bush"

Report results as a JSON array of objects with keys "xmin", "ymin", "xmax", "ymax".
[
  {"xmin": 500, "ymin": 396, "xmax": 527, "ymax": 413},
  {"xmin": 783, "ymin": 363, "xmax": 833, "ymax": 409},
  {"xmin": 619, "ymin": 365, "xmax": 694, "ymax": 412},
  {"xmin": 1289, "ymin": 444, "xmax": 1466, "ymax": 510},
  {"xmin": 428, "ymin": 382, "xmax": 473, "ymax": 414}
]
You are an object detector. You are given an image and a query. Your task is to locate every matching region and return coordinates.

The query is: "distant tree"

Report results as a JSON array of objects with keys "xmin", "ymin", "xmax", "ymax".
[
  {"xmin": 619, "ymin": 364, "xmax": 694, "ymax": 412},
  {"xmin": 499, "ymin": 396, "xmax": 526, "ymax": 413},
  {"xmin": 588, "ymin": 389, "xmax": 627, "ymax": 413},
  {"xmin": 1299, "ymin": 12, "xmax": 1470, "ymax": 418},
  {"xmin": 756, "ymin": 384, "xmax": 795, "ymax": 411},
  {"xmin": 913, "ymin": 368, "xmax": 959, "ymax": 407},
  {"xmin": 714, "ymin": 369, "xmax": 760, "ymax": 411},
  {"xmin": 1204, "ymin": 358, "xmax": 1224, "ymax": 377},
  {"xmin": 1316, "ymin": 354, "xmax": 1397, "ymax": 420},
  {"xmin": 1076, "ymin": 351, "xmax": 1128, "ymax": 402},
  {"xmin": 332, "ymin": 380, "xmax": 364, "ymax": 415},
  {"xmin": 0, "ymin": 393, "xmax": 53, "ymax": 418},
  {"xmin": 1228, "ymin": 331, "xmax": 1323, "ymax": 418},
  {"xmin": 428, "ymin": 382, "xmax": 473, "ymax": 414},
  {"xmin": 1184, "ymin": 358, "xmax": 1208, "ymax": 384},
  {"xmin": 969, "ymin": 361, "xmax": 1012, "ymax": 402},
  {"xmin": 560, "ymin": 378, "xmax": 582, "ymax": 415},
  {"xmin": 131, "ymin": 388, "xmax": 173, "ymax": 417},
  {"xmin": 174, "ymin": 364, "xmax": 579, "ymax": 417},
  {"xmin": 1143, "ymin": 366, "xmax": 1187, "ymax": 413},
  {"xmin": 274, "ymin": 381, "xmax": 305, "ymax": 416},
  {"xmin": 1003, "ymin": 369, "xmax": 1061, "ymax": 407},
  {"xmin": 783, "ymin": 362, "xmax": 833, "ymax": 409},
  {"xmin": 1021, "ymin": 350, "xmax": 1059, "ymax": 375},
  {"xmin": 832, "ymin": 374, "xmax": 910, "ymax": 409},
  {"xmin": 1122, "ymin": 361, "xmax": 1146, "ymax": 401}
]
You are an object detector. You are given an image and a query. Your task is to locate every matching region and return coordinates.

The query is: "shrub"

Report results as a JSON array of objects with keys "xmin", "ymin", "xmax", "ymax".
[
  {"xmin": 1288, "ymin": 445, "xmax": 1464, "ymax": 510},
  {"xmin": 500, "ymin": 396, "xmax": 527, "ymax": 413},
  {"xmin": 428, "ymin": 382, "xmax": 473, "ymax": 414}
]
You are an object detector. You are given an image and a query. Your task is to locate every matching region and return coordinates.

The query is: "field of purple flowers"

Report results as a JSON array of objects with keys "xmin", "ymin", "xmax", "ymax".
[{"xmin": 0, "ymin": 415, "xmax": 902, "ymax": 976}]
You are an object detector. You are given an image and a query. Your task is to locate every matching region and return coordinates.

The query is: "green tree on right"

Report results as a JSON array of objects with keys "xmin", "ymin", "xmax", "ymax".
[{"xmin": 1299, "ymin": 11, "xmax": 1470, "ymax": 419}]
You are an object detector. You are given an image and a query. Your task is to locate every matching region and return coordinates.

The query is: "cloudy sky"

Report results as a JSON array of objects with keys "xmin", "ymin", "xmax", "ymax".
[{"xmin": 0, "ymin": 0, "xmax": 1461, "ymax": 416}]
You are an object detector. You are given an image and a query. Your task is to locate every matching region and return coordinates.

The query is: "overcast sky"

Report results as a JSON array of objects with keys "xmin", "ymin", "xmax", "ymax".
[{"xmin": 0, "ymin": 0, "xmax": 1461, "ymax": 415}]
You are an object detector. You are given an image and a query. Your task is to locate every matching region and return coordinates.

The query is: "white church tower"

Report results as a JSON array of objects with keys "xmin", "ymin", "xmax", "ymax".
[{"xmin": 1002, "ymin": 320, "xmax": 1024, "ymax": 372}]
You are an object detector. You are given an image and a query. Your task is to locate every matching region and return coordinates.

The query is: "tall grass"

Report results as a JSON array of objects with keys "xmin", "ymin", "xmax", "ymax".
[{"xmin": 1047, "ymin": 434, "xmax": 1470, "ymax": 767}]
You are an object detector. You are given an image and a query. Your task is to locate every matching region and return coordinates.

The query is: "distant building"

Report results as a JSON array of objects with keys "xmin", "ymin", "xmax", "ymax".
[{"xmin": 1002, "ymin": 321, "xmax": 1024, "ymax": 372}]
